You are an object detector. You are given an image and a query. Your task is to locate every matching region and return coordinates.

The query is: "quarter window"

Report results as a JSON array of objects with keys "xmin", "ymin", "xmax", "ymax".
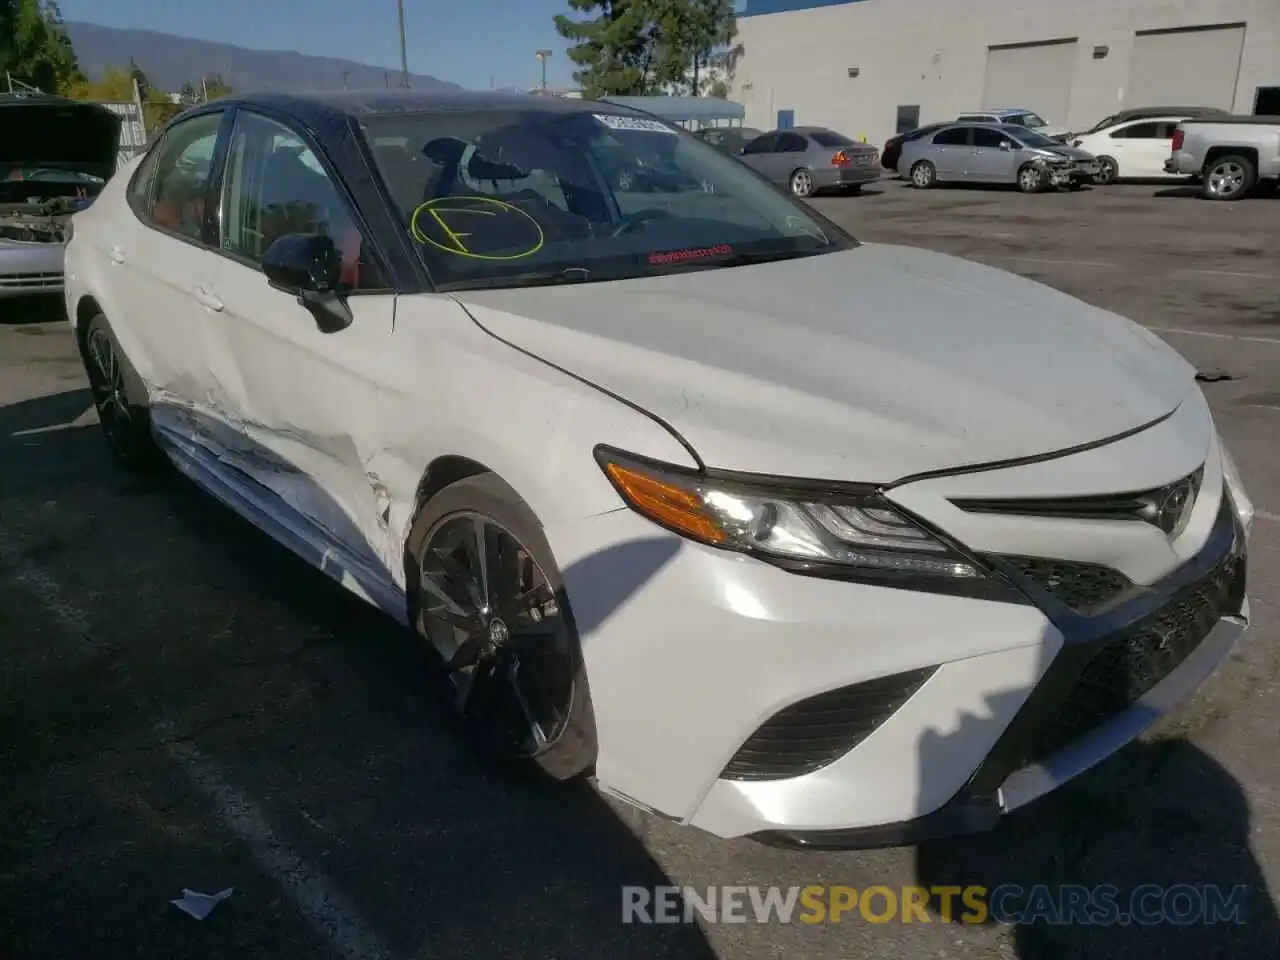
[
  {"xmin": 219, "ymin": 111, "xmax": 387, "ymax": 290},
  {"xmin": 144, "ymin": 111, "xmax": 221, "ymax": 241}
]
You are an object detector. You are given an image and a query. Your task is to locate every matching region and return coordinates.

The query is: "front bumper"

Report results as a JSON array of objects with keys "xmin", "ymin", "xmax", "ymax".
[
  {"xmin": 0, "ymin": 241, "xmax": 65, "ymax": 298},
  {"xmin": 562, "ymin": 395, "xmax": 1250, "ymax": 846}
]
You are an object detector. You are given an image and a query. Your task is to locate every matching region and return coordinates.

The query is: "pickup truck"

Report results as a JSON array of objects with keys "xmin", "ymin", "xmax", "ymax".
[{"xmin": 1165, "ymin": 116, "xmax": 1280, "ymax": 200}]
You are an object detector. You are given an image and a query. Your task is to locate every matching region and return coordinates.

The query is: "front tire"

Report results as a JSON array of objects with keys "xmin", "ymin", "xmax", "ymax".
[
  {"xmin": 909, "ymin": 160, "xmax": 936, "ymax": 188},
  {"xmin": 81, "ymin": 313, "xmax": 164, "ymax": 472},
  {"xmin": 789, "ymin": 168, "xmax": 816, "ymax": 197},
  {"xmin": 1202, "ymin": 154, "xmax": 1257, "ymax": 201},
  {"xmin": 404, "ymin": 473, "xmax": 597, "ymax": 781},
  {"xmin": 1017, "ymin": 163, "xmax": 1045, "ymax": 193},
  {"xmin": 1095, "ymin": 156, "xmax": 1119, "ymax": 184}
]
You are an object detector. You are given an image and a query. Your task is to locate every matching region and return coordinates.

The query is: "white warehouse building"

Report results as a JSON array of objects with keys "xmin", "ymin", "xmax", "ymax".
[{"xmin": 731, "ymin": 0, "xmax": 1280, "ymax": 147}]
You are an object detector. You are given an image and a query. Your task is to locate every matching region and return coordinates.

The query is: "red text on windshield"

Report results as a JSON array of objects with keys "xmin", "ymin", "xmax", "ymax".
[{"xmin": 648, "ymin": 244, "xmax": 732, "ymax": 265}]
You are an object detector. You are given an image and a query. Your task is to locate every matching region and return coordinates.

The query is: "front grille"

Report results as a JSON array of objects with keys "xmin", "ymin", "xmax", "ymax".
[
  {"xmin": 1000, "ymin": 555, "xmax": 1133, "ymax": 613},
  {"xmin": 0, "ymin": 271, "xmax": 62, "ymax": 289},
  {"xmin": 995, "ymin": 532, "xmax": 1245, "ymax": 775},
  {"xmin": 721, "ymin": 667, "xmax": 936, "ymax": 781}
]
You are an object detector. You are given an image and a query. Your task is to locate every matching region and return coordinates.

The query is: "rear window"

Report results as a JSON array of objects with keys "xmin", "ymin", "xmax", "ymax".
[{"xmin": 810, "ymin": 130, "xmax": 854, "ymax": 148}]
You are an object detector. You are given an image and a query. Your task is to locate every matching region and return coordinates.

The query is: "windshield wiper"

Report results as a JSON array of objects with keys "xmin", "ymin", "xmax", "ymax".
[{"xmin": 437, "ymin": 266, "xmax": 592, "ymax": 292}]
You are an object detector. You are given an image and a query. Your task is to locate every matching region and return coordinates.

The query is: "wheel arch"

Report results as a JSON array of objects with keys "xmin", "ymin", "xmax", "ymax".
[{"xmin": 1204, "ymin": 145, "xmax": 1258, "ymax": 169}]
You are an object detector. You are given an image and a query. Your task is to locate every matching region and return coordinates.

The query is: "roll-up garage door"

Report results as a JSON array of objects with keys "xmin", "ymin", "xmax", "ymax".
[
  {"xmin": 982, "ymin": 39, "xmax": 1079, "ymax": 124},
  {"xmin": 1124, "ymin": 25, "xmax": 1246, "ymax": 110}
]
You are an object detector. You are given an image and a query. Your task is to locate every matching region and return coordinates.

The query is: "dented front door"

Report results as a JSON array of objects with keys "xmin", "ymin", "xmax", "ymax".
[{"xmin": 194, "ymin": 107, "xmax": 401, "ymax": 580}]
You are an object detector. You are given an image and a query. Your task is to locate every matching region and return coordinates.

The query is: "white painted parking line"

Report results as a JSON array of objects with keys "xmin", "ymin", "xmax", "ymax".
[
  {"xmin": 161, "ymin": 722, "xmax": 401, "ymax": 960},
  {"xmin": 1258, "ymin": 510, "xmax": 1280, "ymax": 524},
  {"xmin": 1179, "ymin": 268, "xmax": 1280, "ymax": 280},
  {"xmin": 1147, "ymin": 327, "xmax": 1280, "ymax": 346},
  {"xmin": 997, "ymin": 256, "xmax": 1116, "ymax": 269}
]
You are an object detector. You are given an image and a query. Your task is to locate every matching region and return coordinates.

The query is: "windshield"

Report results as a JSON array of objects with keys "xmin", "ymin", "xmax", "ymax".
[
  {"xmin": 360, "ymin": 108, "xmax": 851, "ymax": 291},
  {"xmin": 1008, "ymin": 112, "xmax": 1048, "ymax": 128},
  {"xmin": 1086, "ymin": 113, "xmax": 1123, "ymax": 133},
  {"xmin": 1011, "ymin": 128, "xmax": 1061, "ymax": 148}
]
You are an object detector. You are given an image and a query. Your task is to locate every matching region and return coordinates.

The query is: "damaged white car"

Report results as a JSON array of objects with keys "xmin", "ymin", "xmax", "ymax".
[
  {"xmin": 0, "ymin": 93, "xmax": 119, "ymax": 297},
  {"xmin": 65, "ymin": 91, "xmax": 1252, "ymax": 850}
]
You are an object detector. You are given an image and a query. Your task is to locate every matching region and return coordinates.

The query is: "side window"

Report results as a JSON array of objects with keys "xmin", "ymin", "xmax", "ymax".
[
  {"xmin": 777, "ymin": 133, "xmax": 808, "ymax": 152},
  {"xmin": 1111, "ymin": 122, "xmax": 1160, "ymax": 139},
  {"xmin": 1154, "ymin": 121, "xmax": 1179, "ymax": 139},
  {"xmin": 127, "ymin": 140, "xmax": 164, "ymax": 213},
  {"xmin": 143, "ymin": 111, "xmax": 222, "ymax": 241},
  {"xmin": 219, "ymin": 110, "xmax": 388, "ymax": 291},
  {"xmin": 742, "ymin": 134, "xmax": 778, "ymax": 155},
  {"xmin": 972, "ymin": 127, "xmax": 1007, "ymax": 148},
  {"xmin": 933, "ymin": 127, "xmax": 969, "ymax": 146}
]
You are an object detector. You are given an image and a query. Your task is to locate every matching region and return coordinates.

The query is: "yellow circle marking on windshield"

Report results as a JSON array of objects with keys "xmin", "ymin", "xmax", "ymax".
[{"xmin": 410, "ymin": 195, "xmax": 545, "ymax": 261}]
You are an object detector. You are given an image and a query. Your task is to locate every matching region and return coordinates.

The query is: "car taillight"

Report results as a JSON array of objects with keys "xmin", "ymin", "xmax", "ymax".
[
  {"xmin": 1172, "ymin": 129, "xmax": 1184, "ymax": 151},
  {"xmin": 831, "ymin": 151, "xmax": 851, "ymax": 165}
]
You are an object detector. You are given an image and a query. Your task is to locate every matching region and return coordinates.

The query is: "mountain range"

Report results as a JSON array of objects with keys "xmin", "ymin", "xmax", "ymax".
[{"xmin": 63, "ymin": 21, "xmax": 464, "ymax": 94}]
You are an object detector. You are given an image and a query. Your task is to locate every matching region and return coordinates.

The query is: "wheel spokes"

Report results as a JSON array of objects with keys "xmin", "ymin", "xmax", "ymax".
[{"xmin": 417, "ymin": 513, "xmax": 574, "ymax": 758}]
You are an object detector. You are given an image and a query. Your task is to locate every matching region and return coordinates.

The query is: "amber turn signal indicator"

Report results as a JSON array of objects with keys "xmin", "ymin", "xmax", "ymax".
[{"xmin": 603, "ymin": 461, "xmax": 727, "ymax": 543}]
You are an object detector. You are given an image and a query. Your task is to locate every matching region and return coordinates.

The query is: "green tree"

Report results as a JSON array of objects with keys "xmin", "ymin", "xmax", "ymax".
[
  {"xmin": 179, "ymin": 80, "xmax": 197, "ymax": 103},
  {"xmin": 554, "ymin": 0, "xmax": 653, "ymax": 98},
  {"xmin": 689, "ymin": 0, "xmax": 736, "ymax": 96},
  {"xmin": 0, "ymin": 0, "xmax": 84, "ymax": 94}
]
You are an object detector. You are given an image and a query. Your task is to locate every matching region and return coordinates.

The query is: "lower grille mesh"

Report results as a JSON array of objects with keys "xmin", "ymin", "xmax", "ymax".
[
  {"xmin": 999, "ymin": 555, "xmax": 1132, "ymax": 613},
  {"xmin": 721, "ymin": 667, "xmax": 937, "ymax": 781},
  {"xmin": 999, "ymin": 536, "xmax": 1245, "ymax": 773}
]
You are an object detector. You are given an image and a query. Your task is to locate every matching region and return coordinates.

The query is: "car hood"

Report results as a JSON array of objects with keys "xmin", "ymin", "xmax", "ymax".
[
  {"xmin": 1041, "ymin": 145, "xmax": 1094, "ymax": 161},
  {"xmin": 0, "ymin": 98, "xmax": 121, "ymax": 182},
  {"xmin": 453, "ymin": 243, "xmax": 1196, "ymax": 483}
]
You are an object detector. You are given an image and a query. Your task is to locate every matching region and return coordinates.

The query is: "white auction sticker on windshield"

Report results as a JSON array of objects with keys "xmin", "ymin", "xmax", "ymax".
[{"xmin": 593, "ymin": 114, "xmax": 677, "ymax": 135}]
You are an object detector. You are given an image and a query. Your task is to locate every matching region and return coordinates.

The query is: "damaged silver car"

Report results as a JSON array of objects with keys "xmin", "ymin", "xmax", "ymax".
[{"xmin": 0, "ymin": 93, "xmax": 121, "ymax": 298}]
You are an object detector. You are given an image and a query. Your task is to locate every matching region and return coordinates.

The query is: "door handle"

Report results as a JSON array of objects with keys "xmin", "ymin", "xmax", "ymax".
[
  {"xmin": 108, "ymin": 245, "xmax": 125, "ymax": 264},
  {"xmin": 194, "ymin": 285, "xmax": 224, "ymax": 312}
]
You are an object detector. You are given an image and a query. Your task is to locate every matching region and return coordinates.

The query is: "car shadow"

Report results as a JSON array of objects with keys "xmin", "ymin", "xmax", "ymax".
[
  {"xmin": 912, "ymin": 625, "xmax": 1278, "ymax": 956},
  {"xmin": 1153, "ymin": 184, "xmax": 1279, "ymax": 201},
  {"xmin": 0, "ymin": 292, "xmax": 66, "ymax": 325},
  {"xmin": 0, "ymin": 388, "xmax": 719, "ymax": 959}
]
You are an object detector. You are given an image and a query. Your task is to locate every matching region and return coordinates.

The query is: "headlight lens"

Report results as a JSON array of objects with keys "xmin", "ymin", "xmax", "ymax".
[{"xmin": 595, "ymin": 448, "xmax": 986, "ymax": 580}]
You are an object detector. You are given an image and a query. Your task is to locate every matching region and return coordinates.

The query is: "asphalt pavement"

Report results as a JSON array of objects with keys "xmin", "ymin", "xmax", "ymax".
[{"xmin": 1, "ymin": 181, "xmax": 1278, "ymax": 960}]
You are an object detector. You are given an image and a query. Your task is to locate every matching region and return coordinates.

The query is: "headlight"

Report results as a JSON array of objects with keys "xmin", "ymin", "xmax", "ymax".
[{"xmin": 594, "ymin": 447, "xmax": 990, "ymax": 582}]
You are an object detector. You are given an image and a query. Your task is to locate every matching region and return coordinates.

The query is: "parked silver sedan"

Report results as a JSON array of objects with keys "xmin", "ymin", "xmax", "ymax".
[
  {"xmin": 737, "ymin": 126, "xmax": 880, "ymax": 196},
  {"xmin": 897, "ymin": 122, "xmax": 1100, "ymax": 193}
]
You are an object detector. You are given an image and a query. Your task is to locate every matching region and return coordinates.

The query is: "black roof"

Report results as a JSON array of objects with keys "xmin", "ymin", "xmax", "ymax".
[{"xmin": 207, "ymin": 88, "xmax": 633, "ymax": 127}]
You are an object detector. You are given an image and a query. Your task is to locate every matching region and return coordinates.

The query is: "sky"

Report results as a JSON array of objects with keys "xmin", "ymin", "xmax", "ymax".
[{"xmin": 56, "ymin": 0, "xmax": 587, "ymax": 91}]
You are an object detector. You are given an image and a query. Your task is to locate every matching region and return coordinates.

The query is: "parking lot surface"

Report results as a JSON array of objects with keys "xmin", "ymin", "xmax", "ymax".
[{"xmin": 2, "ymin": 182, "xmax": 1278, "ymax": 960}]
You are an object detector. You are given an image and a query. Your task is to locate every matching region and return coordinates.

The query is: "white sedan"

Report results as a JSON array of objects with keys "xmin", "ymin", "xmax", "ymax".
[
  {"xmin": 1070, "ymin": 115, "xmax": 1192, "ymax": 183},
  {"xmin": 64, "ymin": 90, "xmax": 1253, "ymax": 849}
]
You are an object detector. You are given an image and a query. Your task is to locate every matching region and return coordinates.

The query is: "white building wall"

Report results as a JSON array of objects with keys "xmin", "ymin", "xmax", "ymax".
[{"xmin": 732, "ymin": 0, "xmax": 1280, "ymax": 146}]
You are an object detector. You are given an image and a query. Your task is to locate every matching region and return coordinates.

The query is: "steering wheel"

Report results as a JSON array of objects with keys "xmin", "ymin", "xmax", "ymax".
[{"xmin": 611, "ymin": 207, "xmax": 674, "ymax": 238}]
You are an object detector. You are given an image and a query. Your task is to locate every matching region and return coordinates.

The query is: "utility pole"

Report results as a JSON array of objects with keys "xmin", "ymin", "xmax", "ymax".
[
  {"xmin": 535, "ymin": 50, "xmax": 552, "ymax": 92},
  {"xmin": 397, "ymin": 0, "xmax": 410, "ymax": 88}
]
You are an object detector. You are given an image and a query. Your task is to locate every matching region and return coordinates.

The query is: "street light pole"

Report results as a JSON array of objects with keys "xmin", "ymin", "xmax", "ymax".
[
  {"xmin": 535, "ymin": 50, "xmax": 552, "ymax": 91},
  {"xmin": 397, "ymin": 0, "xmax": 410, "ymax": 88}
]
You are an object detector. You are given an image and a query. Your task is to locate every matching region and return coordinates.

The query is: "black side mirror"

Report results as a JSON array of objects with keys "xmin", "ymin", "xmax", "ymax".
[{"xmin": 261, "ymin": 233, "xmax": 352, "ymax": 333}]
